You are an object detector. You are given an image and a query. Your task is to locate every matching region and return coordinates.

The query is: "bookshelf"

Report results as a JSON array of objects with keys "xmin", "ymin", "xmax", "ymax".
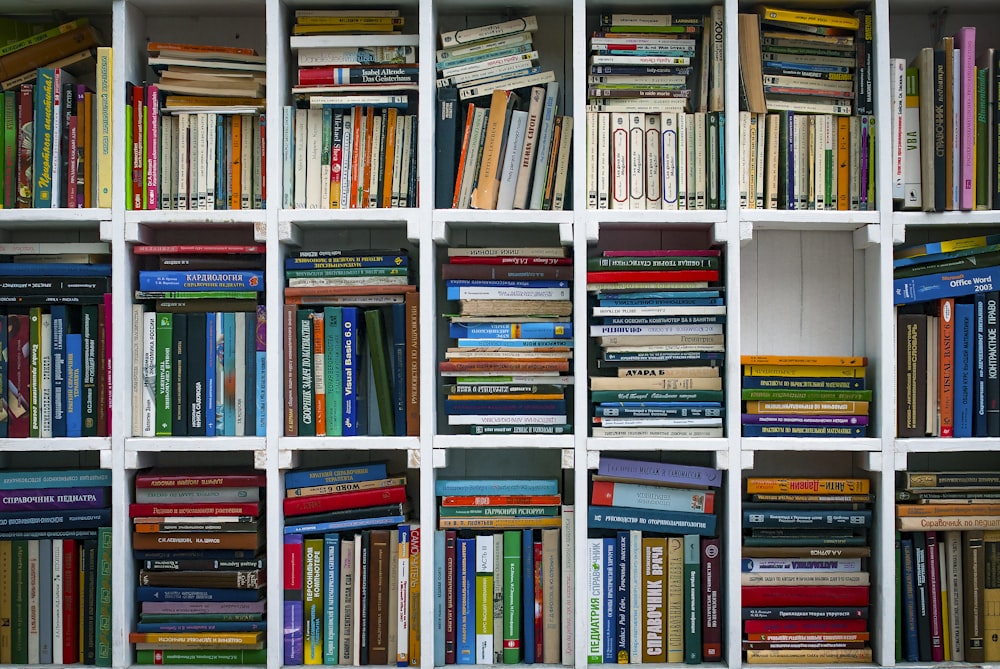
[{"xmin": 1, "ymin": 0, "xmax": 999, "ymax": 666}]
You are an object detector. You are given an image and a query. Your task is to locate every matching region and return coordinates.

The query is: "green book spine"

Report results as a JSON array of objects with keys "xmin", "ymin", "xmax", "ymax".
[
  {"xmin": 364, "ymin": 308, "xmax": 395, "ymax": 435},
  {"xmin": 502, "ymin": 530, "xmax": 521, "ymax": 664},
  {"xmin": 134, "ymin": 649, "xmax": 268, "ymax": 664},
  {"xmin": 2, "ymin": 91, "xmax": 14, "ymax": 208},
  {"xmin": 323, "ymin": 307, "xmax": 343, "ymax": 436},
  {"xmin": 304, "ymin": 537, "xmax": 323, "ymax": 664},
  {"xmin": 28, "ymin": 308, "xmax": 40, "ymax": 438},
  {"xmin": 297, "ymin": 309, "xmax": 315, "ymax": 436},
  {"xmin": 124, "ymin": 97, "xmax": 132, "ymax": 210},
  {"xmin": 0, "ymin": 96, "xmax": 4, "ymax": 208},
  {"xmin": 95, "ymin": 527, "xmax": 111, "ymax": 667},
  {"xmin": 10, "ymin": 540, "xmax": 26, "ymax": 664},
  {"xmin": 683, "ymin": 534, "xmax": 701, "ymax": 665},
  {"xmin": 155, "ymin": 312, "xmax": 172, "ymax": 436}
]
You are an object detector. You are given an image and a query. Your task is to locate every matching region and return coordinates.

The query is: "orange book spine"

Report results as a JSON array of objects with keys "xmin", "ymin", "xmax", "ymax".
[
  {"xmin": 939, "ymin": 297, "xmax": 955, "ymax": 437},
  {"xmin": 451, "ymin": 103, "xmax": 475, "ymax": 208},
  {"xmin": 381, "ymin": 107, "xmax": 398, "ymax": 208},
  {"xmin": 147, "ymin": 42, "xmax": 258, "ymax": 56},
  {"xmin": 837, "ymin": 116, "xmax": 849, "ymax": 210},
  {"xmin": 739, "ymin": 355, "xmax": 867, "ymax": 366},
  {"xmin": 230, "ymin": 114, "xmax": 242, "ymax": 210},
  {"xmin": 312, "ymin": 312, "xmax": 327, "ymax": 437},
  {"xmin": 361, "ymin": 107, "xmax": 375, "ymax": 207}
]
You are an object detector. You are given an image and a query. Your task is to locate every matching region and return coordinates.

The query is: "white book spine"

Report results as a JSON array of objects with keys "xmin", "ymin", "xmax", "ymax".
[
  {"xmin": 319, "ymin": 110, "xmax": 331, "ymax": 209},
  {"xmin": 399, "ymin": 115, "xmax": 414, "ymax": 208},
  {"xmin": 51, "ymin": 540, "xmax": 63, "ymax": 665},
  {"xmin": 458, "ymin": 70, "xmax": 555, "ymax": 101},
  {"xmin": 475, "ymin": 535, "xmax": 493, "ymax": 664},
  {"xmin": 340, "ymin": 109, "xmax": 354, "ymax": 209},
  {"xmin": 142, "ymin": 311, "xmax": 156, "ymax": 437},
  {"xmin": 951, "ymin": 48, "xmax": 961, "ymax": 210},
  {"xmin": 131, "ymin": 304, "xmax": 144, "ymax": 436},
  {"xmin": 352, "ymin": 537, "xmax": 362, "ymax": 665},
  {"xmin": 339, "ymin": 538, "xmax": 355, "ymax": 665},
  {"xmin": 766, "ymin": 113, "xmax": 779, "ymax": 209},
  {"xmin": 177, "ymin": 113, "xmax": 189, "ymax": 209},
  {"xmin": 611, "ymin": 112, "xmax": 629, "ymax": 209},
  {"xmin": 459, "ymin": 108, "xmax": 487, "ymax": 209},
  {"xmin": 368, "ymin": 111, "xmax": 384, "ymax": 208},
  {"xmin": 40, "ymin": 312, "xmax": 51, "ymax": 438},
  {"xmin": 206, "ymin": 113, "xmax": 217, "ymax": 210},
  {"xmin": 496, "ymin": 110, "xmax": 528, "ymax": 210},
  {"xmin": 234, "ymin": 311, "xmax": 246, "ymax": 436},
  {"xmin": 795, "ymin": 114, "xmax": 808, "ymax": 210},
  {"xmin": 552, "ymin": 115, "xmax": 574, "ymax": 211},
  {"xmin": 814, "ymin": 115, "xmax": 825, "ymax": 210},
  {"xmin": 561, "ymin": 506, "xmax": 575, "ymax": 666},
  {"xmin": 440, "ymin": 51, "xmax": 539, "ymax": 80},
  {"xmin": 586, "ymin": 111, "xmax": 598, "ymax": 209},
  {"xmin": 644, "ymin": 113, "xmax": 661, "ymax": 209},
  {"xmin": 305, "ymin": 109, "xmax": 322, "ymax": 209},
  {"xmin": 529, "ymin": 82, "xmax": 559, "ymax": 209},
  {"xmin": 294, "ymin": 108, "xmax": 309, "ymax": 208},
  {"xmin": 514, "ymin": 86, "xmax": 544, "ymax": 210},
  {"xmin": 693, "ymin": 111, "xmax": 706, "ymax": 210},
  {"xmin": 282, "ymin": 106, "xmax": 294, "ymax": 208},
  {"xmin": 241, "ymin": 113, "xmax": 253, "ymax": 209},
  {"xmin": 198, "ymin": 113, "xmax": 210, "ymax": 209},
  {"xmin": 160, "ymin": 115, "xmax": 172, "ymax": 209},
  {"xmin": 903, "ymin": 68, "xmax": 922, "ymax": 209},
  {"xmin": 660, "ymin": 112, "xmax": 678, "ymax": 209},
  {"xmin": 492, "ymin": 534, "xmax": 503, "ymax": 664},
  {"xmin": 396, "ymin": 529, "xmax": 409, "ymax": 665},
  {"xmin": 739, "ymin": 111, "xmax": 750, "ymax": 208},
  {"xmin": 597, "ymin": 112, "xmax": 611, "ymax": 209},
  {"xmin": 437, "ymin": 32, "xmax": 532, "ymax": 63},
  {"xmin": 391, "ymin": 112, "xmax": 404, "ymax": 208},
  {"xmin": 628, "ymin": 112, "xmax": 645, "ymax": 210},
  {"xmin": 440, "ymin": 15, "xmax": 538, "ymax": 48},
  {"xmin": 190, "ymin": 113, "xmax": 201, "ymax": 210},
  {"xmin": 755, "ymin": 113, "xmax": 766, "ymax": 208},
  {"xmin": 709, "ymin": 5, "xmax": 725, "ymax": 111},
  {"xmin": 628, "ymin": 529, "xmax": 642, "ymax": 664},
  {"xmin": 27, "ymin": 539, "xmax": 38, "ymax": 664},
  {"xmin": 253, "ymin": 115, "xmax": 263, "ymax": 209},
  {"xmin": 676, "ymin": 113, "xmax": 688, "ymax": 210}
]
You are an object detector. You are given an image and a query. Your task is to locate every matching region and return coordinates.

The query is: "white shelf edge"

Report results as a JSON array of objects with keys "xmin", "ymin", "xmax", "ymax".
[
  {"xmin": 587, "ymin": 437, "xmax": 728, "ymax": 454},
  {"xmin": 0, "ymin": 208, "xmax": 112, "ymax": 224},
  {"xmin": 124, "ymin": 209, "xmax": 267, "ymax": 228},
  {"xmin": 276, "ymin": 436, "xmax": 418, "ymax": 454},
  {"xmin": 0, "ymin": 437, "xmax": 109, "ymax": 452},
  {"xmin": 432, "ymin": 434, "xmax": 575, "ymax": 449}
]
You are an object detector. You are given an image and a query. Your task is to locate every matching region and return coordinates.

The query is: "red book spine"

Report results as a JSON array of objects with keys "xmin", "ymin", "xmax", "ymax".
[
  {"xmin": 441, "ymin": 495, "xmax": 563, "ymax": 507},
  {"xmin": 925, "ymin": 531, "xmax": 944, "ymax": 661},
  {"xmin": 741, "ymin": 586, "xmax": 870, "ymax": 608},
  {"xmin": 62, "ymin": 539, "xmax": 79, "ymax": 663},
  {"xmin": 67, "ymin": 102, "xmax": 78, "ymax": 208},
  {"xmin": 939, "ymin": 298, "xmax": 955, "ymax": 437},
  {"xmin": 701, "ymin": 537, "xmax": 722, "ymax": 659},
  {"xmin": 132, "ymin": 244, "xmax": 267, "ymax": 255},
  {"xmin": 444, "ymin": 530, "xmax": 457, "ymax": 664},
  {"xmin": 743, "ymin": 618, "xmax": 868, "ymax": 634},
  {"xmin": 282, "ymin": 485, "xmax": 406, "ymax": 517},
  {"xmin": 7, "ymin": 313, "xmax": 28, "ymax": 438},
  {"xmin": 585, "ymin": 270, "xmax": 719, "ymax": 283},
  {"xmin": 129, "ymin": 502, "xmax": 262, "ymax": 517},
  {"xmin": 15, "ymin": 84, "xmax": 32, "ymax": 208},
  {"xmin": 133, "ymin": 470, "xmax": 266, "ymax": 488},
  {"xmin": 448, "ymin": 257, "xmax": 572, "ymax": 266},
  {"xmin": 131, "ymin": 83, "xmax": 143, "ymax": 210}
]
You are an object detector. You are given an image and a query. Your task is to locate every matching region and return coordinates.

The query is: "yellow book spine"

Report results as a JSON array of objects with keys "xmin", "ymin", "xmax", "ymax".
[
  {"xmin": 381, "ymin": 108, "xmax": 398, "ymax": 208},
  {"xmin": 744, "ymin": 364, "xmax": 866, "ymax": 378},
  {"xmin": 230, "ymin": 114, "xmax": 242, "ymax": 210},
  {"xmin": 757, "ymin": 6, "xmax": 860, "ymax": 30},
  {"xmin": 408, "ymin": 527, "xmax": 421, "ymax": 666},
  {"xmin": 740, "ymin": 355, "xmax": 867, "ymax": 366},
  {"xmin": 96, "ymin": 47, "xmax": 113, "ymax": 208},
  {"xmin": 745, "ymin": 478, "xmax": 871, "ymax": 494},
  {"xmin": 939, "ymin": 537, "xmax": 952, "ymax": 660}
]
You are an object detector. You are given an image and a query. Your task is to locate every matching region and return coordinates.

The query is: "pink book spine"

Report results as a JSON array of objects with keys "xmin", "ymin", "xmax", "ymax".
[
  {"xmin": 146, "ymin": 84, "xmax": 160, "ymax": 210},
  {"xmin": 956, "ymin": 26, "xmax": 975, "ymax": 210}
]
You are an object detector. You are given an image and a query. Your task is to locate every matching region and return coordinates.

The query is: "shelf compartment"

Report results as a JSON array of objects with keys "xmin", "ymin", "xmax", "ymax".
[{"xmin": 280, "ymin": 209, "xmax": 420, "ymax": 245}]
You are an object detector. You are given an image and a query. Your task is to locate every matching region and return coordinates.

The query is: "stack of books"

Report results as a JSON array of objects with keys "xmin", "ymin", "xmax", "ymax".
[
  {"xmin": 0, "ymin": 468, "xmax": 112, "ymax": 665},
  {"xmin": 282, "ymin": 248, "xmax": 418, "ymax": 437},
  {"xmin": 435, "ymin": 16, "xmax": 570, "ymax": 211},
  {"xmin": 895, "ymin": 470, "xmax": 1000, "ymax": 663},
  {"xmin": 0, "ymin": 242, "xmax": 111, "ymax": 438},
  {"xmin": 894, "ymin": 234, "xmax": 1000, "ymax": 438},
  {"xmin": 586, "ymin": 456, "xmax": 722, "ymax": 663},
  {"xmin": 131, "ymin": 42, "xmax": 266, "ymax": 211},
  {"xmin": 286, "ymin": 8, "xmax": 418, "ymax": 209},
  {"xmin": 434, "ymin": 477, "xmax": 572, "ymax": 665},
  {"xmin": 742, "ymin": 476, "xmax": 873, "ymax": 664},
  {"xmin": 585, "ymin": 9, "xmax": 725, "ymax": 211},
  {"xmin": 738, "ymin": 7, "xmax": 876, "ymax": 210},
  {"xmin": 741, "ymin": 354, "xmax": 870, "ymax": 437},
  {"xmin": 440, "ymin": 246, "xmax": 573, "ymax": 435},
  {"xmin": 132, "ymin": 243, "xmax": 267, "ymax": 438},
  {"xmin": 587, "ymin": 248, "xmax": 725, "ymax": 438},
  {"xmin": 130, "ymin": 467, "xmax": 266, "ymax": 666},
  {"xmin": 282, "ymin": 463, "xmax": 416, "ymax": 665}
]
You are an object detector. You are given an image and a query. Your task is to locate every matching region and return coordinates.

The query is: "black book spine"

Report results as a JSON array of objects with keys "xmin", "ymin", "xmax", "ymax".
[
  {"xmin": 359, "ymin": 529, "xmax": 371, "ymax": 665},
  {"xmin": 854, "ymin": 10, "xmax": 874, "ymax": 115},
  {"xmin": 172, "ymin": 312, "xmax": 187, "ymax": 436},
  {"xmin": 976, "ymin": 293, "xmax": 989, "ymax": 436},
  {"xmin": 435, "ymin": 87, "xmax": 459, "ymax": 208},
  {"xmin": 407, "ymin": 115, "xmax": 418, "ymax": 207},
  {"xmin": 913, "ymin": 531, "xmax": 933, "ymax": 661},
  {"xmin": 993, "ymin": 49, "xmax": 1000, "ymax": 210},
  {"xmin": 933, "ymin": 48, "xmax": 947, "ymax": 212},
  {"xmin": 185, "ymin": 312, "xmax": 207, "ymax": 436},
  {"xmin": 987, "ymin": 290, "xmax": 1000, "ymax": 435}
]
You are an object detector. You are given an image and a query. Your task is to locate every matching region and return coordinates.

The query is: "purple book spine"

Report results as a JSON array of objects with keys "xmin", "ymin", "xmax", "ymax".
[
  {"xmin": 740, "ymin": 414, "xmax": 869, "ymax": 426},
  {"xmin": 596, "ymin": 456, "xmax": 721, "ymax": 487},
  {"xmin": 0, "ymin": 486, "xmax": 109, "ymax": 511}
]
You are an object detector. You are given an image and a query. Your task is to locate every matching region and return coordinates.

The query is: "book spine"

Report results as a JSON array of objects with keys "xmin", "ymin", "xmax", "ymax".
[
  {"xmin": 283, "ymin": 534, "xmax": 304, "ymax": 665},
  {"xmin": 641, "ymin": 537, "xmax": 664, "ymax": 662}
]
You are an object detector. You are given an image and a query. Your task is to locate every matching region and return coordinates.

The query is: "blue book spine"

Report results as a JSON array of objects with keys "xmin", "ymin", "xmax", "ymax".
[
  {"xmin": 204, "ymin": 312, "xmax": 216, "ymax": 437},
  {"xmin": 0, "ymin": 469, "xmax": 110, "ymax": 489},
  {"xmin": 615, "ymin": 532, "xmax": 629, "ymax": 663},
  {"xmin": 244, "ymin": 308, "xmax": 256, "ymax": 436},
  {"xmin": 895, "ymin": 242, "xmax": 1000, "ymax": 268},
  {"xmin": 448, "ymin": 322, "xmax": 573, "ymax": 339},
  {"xmin": 284, "ymin": 462, "xmax": 388, "ymax": 490},
  {"xmin": 284, "ymin": 599, "xmax": 304, "ymax": 665},
  {"xmin": 283, "ymin": 514, "xmax": 405, "ymax": 536},
  {"xmin": 0, "ymin": 262, "xmax": 111, "ymax": 276},
  {"xmin": 895, "ymin": 266, "xmax": 999, "ymax": 304},
  {"xmin": 215, "ymin": 312, "xmax": 225, "ymax": 435},
  {"xmin": 434, "ymin": 479, "xmax": 559, "ymax": 496},
  {"xmin": 597, "ymin": 298, "xmax": 724, "ymax": 307},
  {"xmin": 955, "ymin": 302, "xmax": 975, "ymax": 437},
  {"xmin": 443, "ymin": 399, "xmax": 566, "ymax": 415},
  {"xmin": 285, "ymin": 256, "xmax": 408, "ymax": 270},
  {"xmin": 138, "ymin": 270, "xmax": 265, "ymax": 291},
  {"xmin": 522, "ymin": 529, "xmax": 535, "ymax": 665},
  {"xmin": 595, "ymin": 291, "xmax": 721, "ymax": 300},
  {"xmin": 223, "ymin": 311, "xmax": 236, "ymax": 436},
  {"xmin": 588, "ymin": 507, "xmax": 716, "ymax": 536},
  {"xmin": 136, "ymin": 621, "xmax": 267, "ymax": 633},
  {"xmin": 454, "ymin": 338, "xmax": 574, "ymax": 349},
  {"xmin": 434, "ymin": 530, "xmax": 446, "ymax": 668},
  {"xmin": 741, "ymin": 424, "xmax": 867, "ymax": 437},
  {"xmin": 391, "ymin": 304, "xmax": 406, "ymax": 436},
  {"xmin": 0, "ymin": 313, "xmax": 7, "ymax": 439},
  {"xmin": 0, "ymin": 507, "xmax": 111, "ymax": 531},
  {"xmin": 255, "ymin": 306, "xmax": 266, "ymax": 436},
  {"xmin": 602, "ymin": 537, "xmax": 615, "ymax": 663},
  {"xmin": 742, "ymin": 509, "xmax": 871, "ymax": 528},
  {"xmin": 135, "ymin": 586, "xmax": 263, "ymax": 602},
  {"xmin": 900, "ymin": 536, "xmax": 919, "ymax": 661},
  {"xmin": 323, "ymin": 534, "xmax": 340, "ymax": 664},
  {"xmin": 49, "ymin": 306, "xmax": 66, "ymax": 437},
  {"xmin": 741, "ymin": 376, "xmax": 865, "ymax": 390},
  {"xmin": 64, "ymin": 334, "xmax": 81, "ymax": 438},
  {"xmin": 342, "ymin": 307, "xmax": 361, "ymax": 436},
  {"xmin": 456, "ymin": 537, "xmax": 475, "ymax": 665}
]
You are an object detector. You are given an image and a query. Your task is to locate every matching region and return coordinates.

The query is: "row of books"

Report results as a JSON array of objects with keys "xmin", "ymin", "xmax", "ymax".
[
  {"xmin": 130, "ymin": 468, "xmax": 266, "ymax": 664},
  {"xmin": 895, "ymin": 470, "xmax": 1000, "ymax": 662},
  {"xmin": 891, "ymin": 27, "xmax": 988, "ymax": 212},
  {"xmin": 585, "ymin": 456, "xmax": 722, "ymax": 664},
  {"xmin": 894, "ymin": 234, "xmax": 1000, "ymax": 438},
  {"xmin": 587, "ymin": 248, "xmax": 725, "ymax": 438},
  {"xmin": 283, "ymin": 462, "xmax": 417, "ymax": 665},
  {"xmin": 439, "ymin": 247, "xmax": 573, "ymax": 435},
  {"xmin": 284, "ymin": 105, "xmax": 418, "ymax": 209},
  {"xmin": 737, "ymin": 110, "xmax": 876, "ymax": 210},
  {"xmin": 0, "ymin": 468, "xmax": 112, "ymax": 665},
  {"xmin": 741, "ymin": 355, "xmax": 870, "ymax": 437},
  {"xmin": 741, "ymin": 476, "xmax": 874, "ymax": 664}
]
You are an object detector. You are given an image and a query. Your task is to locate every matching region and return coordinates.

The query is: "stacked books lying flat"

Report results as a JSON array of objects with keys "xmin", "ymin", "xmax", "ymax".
[
  {"xmin": 896, "ymin": 470, "xmax": 1000, "ymax": 663},
  {"xmin": 892, "ymin": 27, "xmax": 990, "ymax": 212},
  {"xmin": 282, "ymin": 462, "xmax": 417, "ymax": 665},
  {"xmin": 0, "ymin": 16, "xmax": 103, "ymax": 91},
  {"xmin": 588, "ymin": 248, "xmax": 724, "ymax": 438},
  {"xmin": 893, "ymin": 235, "xmax": 1000, "ymax": 438},
  {"xmin": 283, "ymin": 248, "xmax": 418, "ymax": 437},
  {"xmin": 131, "ymin": 42, "xmax": 266, "ymax": 211},
  {"xmin": 741, "ymin": 476, "xmax": 873, "ymax": 665},
  {"xmin": 0, "ymin": 468, "xmax": 112, "ymax": 665},
  {"xmin": 738, "ymin": 6, "xmax": 876, "ymax": 210},
  {"xmin": 435, "ymin": 15, "xmax": 571, "ymax": 211},
  {"xmin": 130, "ymin": 468, "xmax": 266, "ymax": 666},
  {"xmin": 741, "ymin": 354, "xmax": 870, "ymax": 437},
  {"xmin": 132, "ymin": 244, "xmax": 267, "ymax": 437},
  {"xmin": 586, "ymin": 456, "xmax": 722, "ymax": 663},
  {"xmin": 435, "ymin": 477, "xmax": 572, "ymax": 664},
  {"xmin": 287, "ymin": 9, "xmax": 418, "ymax": 209},
  {"xmin": 585, "ymin": 9, "xmax": 725, "ymax": 211},
  {"xmin": 0, "ymin": 242, "xmax": 111, "ymax": 438},
  {"xmin": 440, "ymin": 246, "xmax": 573, "ymax": 434}
]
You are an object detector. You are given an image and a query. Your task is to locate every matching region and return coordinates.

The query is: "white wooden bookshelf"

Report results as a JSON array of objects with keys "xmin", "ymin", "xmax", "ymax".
[{"xmin": 1, "ymin": 0, "xmax": 998, "ymax": 666}]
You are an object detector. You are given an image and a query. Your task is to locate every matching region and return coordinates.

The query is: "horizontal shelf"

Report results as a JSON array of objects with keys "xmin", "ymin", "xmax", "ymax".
[
  {"xmin": 125, "ymin": 436, "xmax": 265, "ymax": 452},
  {"xmin": 432, "ymin": 208, "xmax": 573, "ymax": 226},
  {"xmin": 125, "ymin": 210, "xmax": 266, "ymax": 227},
  {"xmin": 277, "ymin": 435, "xmax": 418, "ymax": 452},
  {"xmin": 894, "ymin": 437, "xmax": 1000, "ymax": 468},
  {"xmin": 742, "ymin": 209, "xmax": 880, "ymax": 230},
  {"xmin": 432, "ymin": 434, "xmax": 574, "ymax": 450},
  {"xmin": 588, "ymin": 436, "xmax": 728, "ymax": 454},
  {"xmin": 0, "ymin": 437, "xmax": 109, "ymax": 452},
  {"xmin": 581, "ymin": 210, "xmax": 727, "ymax": 244},
  {"xmin": 0, "ymin": 209, "xmax": 111, "ymax": 226},
  {"xmin": 279, "ymin": 209, "xmax": 419, "ymax": 244},
  {"xmin": 742, "ymin": 436, "xmax": 882, "ymax": 452}
]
